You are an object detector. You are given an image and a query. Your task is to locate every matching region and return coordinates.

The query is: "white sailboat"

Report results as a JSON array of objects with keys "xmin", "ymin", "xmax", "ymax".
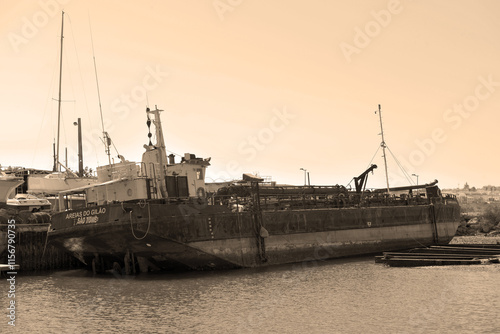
[
  {"xmin": 27, "ymin": 171, "xmax": 96, "ymax": 196},
  {"xmin": 27, "ymin": 11, "xmax": 97, "ymax": 196},
  {"xmin": 0, "ymin": 171, "xmax": 23, "ymax": 203}
]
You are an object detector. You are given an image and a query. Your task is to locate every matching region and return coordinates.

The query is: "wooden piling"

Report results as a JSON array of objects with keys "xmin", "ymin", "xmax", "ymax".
[{"xmin": 1, "ymin": 218, "xmax": 83, "ymax": 272}]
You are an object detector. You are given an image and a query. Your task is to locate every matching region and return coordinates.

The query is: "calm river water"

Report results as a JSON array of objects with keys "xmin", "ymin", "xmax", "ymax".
[{"xmin": 2, "ymin": 256, "xmax": 500, "ymax": 333}]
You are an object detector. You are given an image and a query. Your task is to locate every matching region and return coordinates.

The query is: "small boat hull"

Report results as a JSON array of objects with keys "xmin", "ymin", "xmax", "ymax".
[{"xmin": 6, "ymin": 194, "xmax": 51, "ymax": 212}]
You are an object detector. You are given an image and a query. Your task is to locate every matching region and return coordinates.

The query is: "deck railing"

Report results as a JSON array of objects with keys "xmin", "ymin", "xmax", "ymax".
[{"xmin": 208, "ymin": 191, "xmax": 446, "ymax": 212}]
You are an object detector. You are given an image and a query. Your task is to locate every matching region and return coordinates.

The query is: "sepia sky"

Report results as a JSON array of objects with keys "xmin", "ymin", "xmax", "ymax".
[{"xmin": 1, "ymin": 0, "xmax": 499, "ymax": 189}]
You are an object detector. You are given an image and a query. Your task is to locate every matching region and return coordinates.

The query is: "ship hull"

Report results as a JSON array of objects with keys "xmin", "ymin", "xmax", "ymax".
[{"xmin": 49, "ymin": 200, "xmax": 461, "ymax": 271}]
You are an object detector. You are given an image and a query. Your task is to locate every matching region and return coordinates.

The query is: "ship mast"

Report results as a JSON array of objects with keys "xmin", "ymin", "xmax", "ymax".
[
  {"xmin": 55, "ymin": 11, "xmax": 65, "ymax": 172},
  {"xmin": 89, "ymin": 19, "xmax": 112, "ymax": 166},
  {"xmin": 147, "ymin": 106, "xmax": 168, "ymax": 197},
  {"xmin": 376, "ymin": 104, "xmax": 390, "ymax": 193}
]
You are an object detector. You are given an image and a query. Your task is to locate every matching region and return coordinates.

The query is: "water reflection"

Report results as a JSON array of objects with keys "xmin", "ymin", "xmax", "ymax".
[{"xmin": 5, "ymin": 257, "xmax": 500, "ymax": 333}]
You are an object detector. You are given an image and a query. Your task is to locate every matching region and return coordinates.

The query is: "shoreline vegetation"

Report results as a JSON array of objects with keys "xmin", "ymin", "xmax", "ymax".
[{"xmin": 455, "ymin": 200, "xmax": 500, "ymax": 241}]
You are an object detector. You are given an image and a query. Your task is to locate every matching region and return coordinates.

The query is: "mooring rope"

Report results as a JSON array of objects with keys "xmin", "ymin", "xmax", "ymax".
[
  {"xmin": 41, "ymin": 223, "xmax": 51, "ymax": 259},
  {"xmin": 130, "ymin": 202, "xmax": 151, "ymax": 240}
]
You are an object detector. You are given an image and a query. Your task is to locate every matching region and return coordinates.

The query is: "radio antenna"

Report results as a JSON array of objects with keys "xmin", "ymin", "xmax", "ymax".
[{"xmin": 89, "ymin": 14, "xmax": 112, "ymax": 166}]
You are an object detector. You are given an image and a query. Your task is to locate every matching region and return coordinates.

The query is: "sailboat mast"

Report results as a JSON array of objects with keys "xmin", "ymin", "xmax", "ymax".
[
  {"xmin": 55, "ymin": 11, "xmax": 65, "ymax": 172},
  {"xmin": 89, "ymin": 18, "xmax": 112, "ymax": 166},
  {"xmin": 93, "ymin": 56, "xmax": 111, "ymax": 166},
  {"xmin": 377, "ymin": 104, "xmax": 390, "ymax": 193}
]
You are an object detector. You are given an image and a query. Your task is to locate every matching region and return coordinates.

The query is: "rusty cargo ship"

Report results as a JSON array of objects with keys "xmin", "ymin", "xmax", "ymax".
[{"xmin": 48, "ymin": 107, "xmax": 461, "ymax": 273}]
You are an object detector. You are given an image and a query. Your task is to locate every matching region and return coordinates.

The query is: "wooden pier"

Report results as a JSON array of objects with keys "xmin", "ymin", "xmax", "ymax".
[
  {"xmin": 1, "ymin": 222, "xmax": 83, "ymax": 272},
  {"xmin": 376, "ymin": 244, "xmax": 500, "ymax": 267}
]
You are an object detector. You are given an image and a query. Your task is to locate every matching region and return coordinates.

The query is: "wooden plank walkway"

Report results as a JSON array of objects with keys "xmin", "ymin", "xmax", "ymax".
[{"xmin": 376, "ymin": 244, "xmax": 500, "ymax": 267}]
